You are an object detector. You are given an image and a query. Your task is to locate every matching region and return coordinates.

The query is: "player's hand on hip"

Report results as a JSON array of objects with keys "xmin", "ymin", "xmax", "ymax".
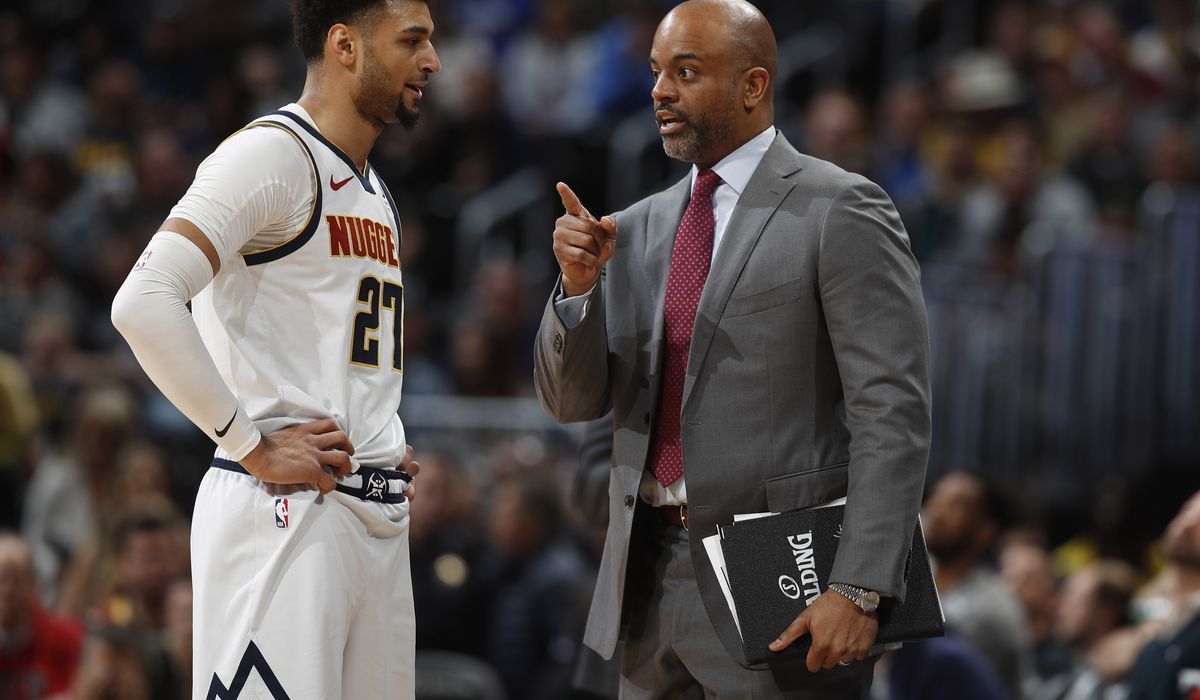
[
  {"xmin": 399, "ymin": 443, "xmax": 420, "ymax": 502},
  {"xmin": 769, "ymin": 586, "xmax": 878, "ymax": 672},
  {"xmin": 240, "ymin": 418, "xmax": 355, "ymax": 495},
  {"xmin": 553, "ymin": 182, "xmax": 616, "ymax": 297}
]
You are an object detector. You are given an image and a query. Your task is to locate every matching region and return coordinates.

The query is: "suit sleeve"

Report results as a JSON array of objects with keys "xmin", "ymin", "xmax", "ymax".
[
  {"xmin": 819, "ymin": 178, "xmax": 932, "ymax": 600},
  {"xmin": 533, "ymin": 272, "xmax": 612, "ymax": 424}
]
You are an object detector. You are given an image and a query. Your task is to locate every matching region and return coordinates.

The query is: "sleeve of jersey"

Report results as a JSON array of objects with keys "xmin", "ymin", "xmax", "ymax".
[
  {"xmin": 168, "ymin": 126, "xmax": 314, "ymax": 260},
  {"xmin": 111, "ymin": 232, "xmax": 262, "ymax": 460}
]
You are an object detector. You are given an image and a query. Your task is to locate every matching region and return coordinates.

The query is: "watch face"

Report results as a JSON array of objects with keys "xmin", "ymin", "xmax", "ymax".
[{"xmin": 862, "ymin": 591, "xmax": 881, "ymax": 612}]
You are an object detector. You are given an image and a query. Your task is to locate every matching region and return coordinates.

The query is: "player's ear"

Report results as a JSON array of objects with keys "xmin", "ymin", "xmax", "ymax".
[{"xmin": 327, "ymin": 23, "xmax": 357, "ymax": 68}]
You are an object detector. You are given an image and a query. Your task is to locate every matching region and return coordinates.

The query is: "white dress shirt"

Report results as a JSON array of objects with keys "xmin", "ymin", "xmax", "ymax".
[{"xmin": 555, "ymin": 125, "xmax": 777, "ymax": 506}]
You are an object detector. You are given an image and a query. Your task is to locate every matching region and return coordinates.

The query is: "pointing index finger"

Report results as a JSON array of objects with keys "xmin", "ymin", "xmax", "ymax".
[{"xmin": 556, "ymin": 182, "xmax": 591, "ymax": 221}]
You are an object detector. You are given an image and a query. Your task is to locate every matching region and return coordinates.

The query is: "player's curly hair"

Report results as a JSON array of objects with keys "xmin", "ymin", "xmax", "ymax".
[{"xmin": 291, "ymin": 0, "xmax": 428, "ymax": 62}]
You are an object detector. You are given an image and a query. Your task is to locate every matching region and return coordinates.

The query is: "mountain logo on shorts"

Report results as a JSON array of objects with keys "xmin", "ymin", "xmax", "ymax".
[
  {"xmin": 207, "ymin": 641, "xmax": 290, "ymax": 699},
  {"xmin": 274, "ymin": 498, "xmax": 289, "ymax": 528}
]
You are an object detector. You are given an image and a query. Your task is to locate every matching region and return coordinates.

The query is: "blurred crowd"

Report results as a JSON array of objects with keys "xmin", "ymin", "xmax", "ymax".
[{"xmin": 1, "ymin": 0, "xmax": 1199, "ymax": 697}]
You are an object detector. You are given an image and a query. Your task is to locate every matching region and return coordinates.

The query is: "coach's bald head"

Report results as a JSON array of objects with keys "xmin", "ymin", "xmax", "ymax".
[
  {"xmin": 678, "ymin": 0, "xmax": 778, "ymax": 86},
  {"xmin": 650, "ymin": 0, "xmax": 778, "ymax": 167}
]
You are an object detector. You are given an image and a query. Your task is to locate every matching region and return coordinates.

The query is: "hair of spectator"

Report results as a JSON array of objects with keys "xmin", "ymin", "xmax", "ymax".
[
  {"xmin": 114, "ymin": 511, "xmax": 175, "ymax": 550},
  {"xmin": 291, "ymin": 0, "xmax": 430, "ymax": 63},
  {"xmin": 1085, "ymin": 560, "xmax": 1137, "ymax": 627},
  {"xmin": 973, "ymin": 471, "xmax": 1015, "ymax": 533}
]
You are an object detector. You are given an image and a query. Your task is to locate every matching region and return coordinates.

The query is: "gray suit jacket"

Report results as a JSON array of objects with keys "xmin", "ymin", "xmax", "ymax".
[{"xmin": 534, "ymin": 132, "xmax": 932, "ymax": 667}]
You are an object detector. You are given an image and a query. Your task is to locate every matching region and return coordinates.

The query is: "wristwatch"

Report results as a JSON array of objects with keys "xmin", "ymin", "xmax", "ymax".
[{"xmin": 828, "ymin": 582, "xmax": 881, "ymax": 613}]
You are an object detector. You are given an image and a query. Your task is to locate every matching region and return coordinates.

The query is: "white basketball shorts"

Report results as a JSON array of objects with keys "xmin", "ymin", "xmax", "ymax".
[{"xmin": 191, "ymin": 463, "xmax": 414, "ymax": 699}]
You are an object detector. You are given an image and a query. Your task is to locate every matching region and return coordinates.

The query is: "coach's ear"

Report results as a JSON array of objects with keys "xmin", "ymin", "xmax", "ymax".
[{"xmin": 327, "ymin": 23, "xmax": 358, "ymax": 68}]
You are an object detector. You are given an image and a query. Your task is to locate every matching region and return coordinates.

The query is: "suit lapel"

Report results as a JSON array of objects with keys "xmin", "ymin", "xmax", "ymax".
[
  {"xmin": 645, "ymin": 176, "xmax": 693, "ymax": 380},
  {"xmin": 682, "ymin": 135, "xmax": 803, "ymax": 408}
]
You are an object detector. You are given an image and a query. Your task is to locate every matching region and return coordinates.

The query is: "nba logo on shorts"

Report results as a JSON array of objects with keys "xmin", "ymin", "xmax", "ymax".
[{"xmin": 274, "ymin": 498, "xmax": 289, "ymax": 528}]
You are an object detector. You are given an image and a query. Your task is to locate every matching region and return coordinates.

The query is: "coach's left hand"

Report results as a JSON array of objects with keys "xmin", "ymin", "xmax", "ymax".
[
  {"xmin": 769, "ymin": 588, "xmax": 878, "ymax": 672},
  {"xmin": 399, "ymin": 444, "xmax": 421, "ymax": 502}
]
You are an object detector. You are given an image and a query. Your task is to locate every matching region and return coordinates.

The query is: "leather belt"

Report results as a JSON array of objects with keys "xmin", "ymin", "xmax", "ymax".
[{"xmin": 658, "ymin": 504, "xmax": 689, "ymax": 531}]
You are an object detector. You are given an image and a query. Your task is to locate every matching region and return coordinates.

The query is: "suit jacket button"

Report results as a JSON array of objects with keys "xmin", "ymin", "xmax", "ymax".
[
  {"xmin": 643, "ymin": 412, "xmax": 650, "ymax": 426},
  {"xmin": 624, "ymin": 495, "xmax": 635, "ymax": 509},
  {"xmin": 553, "ymin": 333, "xmax": 563, "ymax": 354}
]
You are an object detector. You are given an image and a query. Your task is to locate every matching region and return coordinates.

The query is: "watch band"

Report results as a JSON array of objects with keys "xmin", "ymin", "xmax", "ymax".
[{"xmin": 828, "ymin": 582, "xmax": 880, "ymax": 612}]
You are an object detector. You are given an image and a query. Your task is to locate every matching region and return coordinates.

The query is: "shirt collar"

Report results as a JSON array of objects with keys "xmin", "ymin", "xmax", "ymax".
[{"xmin": 690, "ymin": 125, "xmax": 777, "ymax": 196}]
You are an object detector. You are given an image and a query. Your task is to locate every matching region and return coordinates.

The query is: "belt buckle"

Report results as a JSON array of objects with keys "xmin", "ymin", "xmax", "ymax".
[
  {"xmin": 363, "ymin": 469, "xmax": 388, "ymax": 502},
  {"xmin": 679, "ymin": 504, "xmax": 688, "ymax": 532}
]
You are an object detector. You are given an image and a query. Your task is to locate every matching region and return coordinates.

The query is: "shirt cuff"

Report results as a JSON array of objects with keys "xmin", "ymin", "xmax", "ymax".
[{"xmin": 553, "ymin": 279, "xmax": 595, "ymax": 329}]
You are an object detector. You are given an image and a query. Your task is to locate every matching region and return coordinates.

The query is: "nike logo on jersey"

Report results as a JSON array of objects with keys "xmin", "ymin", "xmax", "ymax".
[
  {"xmin": 330, "ymin": 174, "xmax": 354, "ymax": 191},
  {"xmin": 215, "ymin": 409, "xmax": 237, "ymax": 438}
]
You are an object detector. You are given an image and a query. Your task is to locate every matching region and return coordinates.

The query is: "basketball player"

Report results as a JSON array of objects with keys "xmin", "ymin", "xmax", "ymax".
[{"xmin": 111, "ymin": 0, "xmax": 439, "ymax": 696}]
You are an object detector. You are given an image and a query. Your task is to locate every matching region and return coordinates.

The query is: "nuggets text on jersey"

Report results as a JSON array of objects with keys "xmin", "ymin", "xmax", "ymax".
[{"xmin": 327, "ymin": 214, "xmax": 400, "ymax": 268}]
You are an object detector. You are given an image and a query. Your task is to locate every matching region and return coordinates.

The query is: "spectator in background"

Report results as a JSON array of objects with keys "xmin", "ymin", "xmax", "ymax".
[
  {"xmin": 163, "ymin": 578, "xmax": 192, "ymax": 698},
  {"xmin": 99, "ymin": 509, "xmax": 188, "ymax": 631},
  {"xmin": 801, "ymin": 88, "xmax": 869, "ymax": 175},
  {"xmin": 73, "ymin": 59, "xmax": 140, "ymax": 186},
  {"xmin": 450, "ymin": 0, "xmax": 536, "ymax": 53},
  {"xmin": 501, "ymin": 0, "xmax": 600, "ymax": 137},
  {"xmin": 922, "ymin": 50, "xmax": 1026, "ymax": 262},
  {"xmin": 55, "ymin": 445, "xmax": 181, "ymax": 621},
  {"xmin": 923, "ymin": 470, "xmax": 1033, "ymax": 698},
  {"xmin": 21, "ymin": 382, "xmax": 138, "ymax": 597},
  {"xmin": 0, "ymin": 354, "xmax": 37, "ymax": 530},
  {"xmin": 0, "ymin": 41, "xmax": 88, "ymax": 158},
  {"xmin": 1069, "ymin": 3, "xmax": 1162, "ymax": 100},
  {"xmin": 872, "ymin": 79, "xmax": 943, "ymax": 259},
  {"xmin": 1066, "ymin": 87, "xmax": 1145, "ymax": 236},
  {"xmin": 1126, "ymin": 490, "xmax": 1200, "ymax": 699},
  {"xmin": 483, "ymin": 470, "xmax": 593, "ymax": 700},
  {"xmin": 999, "ymin": 537, "xmax": 1074, "ymax": 686},
  {"xmin": 0, "ymin": 533, "xmax": 84, "ymax": 700},
  {"xmin": 874, "ymin": 636, "xmax": 1013, "ymax": 700},
  {"xmin": 19, "ymin": 310, "xmax": 87, "ymax": 430},
  {"xmin": 410, "ymin": 451, "xmax": 491, "ymax": 657},
  {"xmin": 70, "ymin": 625, "xmax": 179, "ymax": 700},
  {"xmin": 1129, "ymin": 0, "xmax": 1197, "ymax": 95},
  {"xmin": 950, "ymin": 118, "xmax": 1097, "ymax": 277},
  {"xmin": 131, "ymin": 128, "xmax": 194, "ymax": 221},
  {"xmin": 987, "ymin": 1, "xmax": 1038, "ymax": 86},
  {"xmin": 451, "ymin": 317, "xmax": 524, "ymax": 397},
  {"xmin": 1137, "ymin": 120, "xmax": 1199, "ymax": 227},
  {"xmin": 1038, "ymin": 559, "xmax": 1137, "ymax": 699},
  {"xmin": 586, "ymin": 0, "xmax": 658, "ymax": 120},
  {"xmin": 1144, "ymin": 122, "xmax": 1198, "ymax": 194}
]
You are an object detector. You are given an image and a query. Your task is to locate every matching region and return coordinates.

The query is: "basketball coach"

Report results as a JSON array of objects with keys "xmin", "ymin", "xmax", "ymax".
[{"xmin": 534, "ymin": 0, "xmax": 932, "ymax": 697}]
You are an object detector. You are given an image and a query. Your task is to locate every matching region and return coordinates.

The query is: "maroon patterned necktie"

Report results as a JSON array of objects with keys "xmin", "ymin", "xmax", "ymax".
[{"xmin": 651, "ymin": 168, "xmax": 722, "ymax": 487}]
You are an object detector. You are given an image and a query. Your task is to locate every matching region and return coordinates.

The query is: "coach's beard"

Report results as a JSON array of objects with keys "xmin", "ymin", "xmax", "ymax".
[{"xmin": 660, "ymin": 109, "xmax": 735, "ymax": 164}]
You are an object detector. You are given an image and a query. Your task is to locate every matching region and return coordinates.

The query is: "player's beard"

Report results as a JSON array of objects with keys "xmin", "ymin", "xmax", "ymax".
[
  {"xmin": 659, "ymin": 83, "xmax": 737, "ymax": 164},
  {"xmin": 355, "ymin": 48, "xmax": 421, "ymax": 131}
]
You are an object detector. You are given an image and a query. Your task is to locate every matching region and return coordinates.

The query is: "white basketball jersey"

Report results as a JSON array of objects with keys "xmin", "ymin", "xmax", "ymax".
[{"xmin": 192, "ymin": 106, "xmax": 406, "ymax": 468}]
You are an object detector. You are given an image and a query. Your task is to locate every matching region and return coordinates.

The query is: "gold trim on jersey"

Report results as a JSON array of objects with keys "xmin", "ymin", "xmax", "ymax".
[{"xmin": 235, "ymin": 121, "xmax": 320, "ymax": 261}]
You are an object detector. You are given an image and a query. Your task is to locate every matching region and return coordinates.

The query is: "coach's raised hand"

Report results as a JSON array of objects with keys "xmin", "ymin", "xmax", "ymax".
[
  {"xmin": 241, "ymin": 418, "xmax": 354, "ymax": 494},
  {"xmin": 553, "ymin": 182, "xmax": 617, "ymax": 297}
]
